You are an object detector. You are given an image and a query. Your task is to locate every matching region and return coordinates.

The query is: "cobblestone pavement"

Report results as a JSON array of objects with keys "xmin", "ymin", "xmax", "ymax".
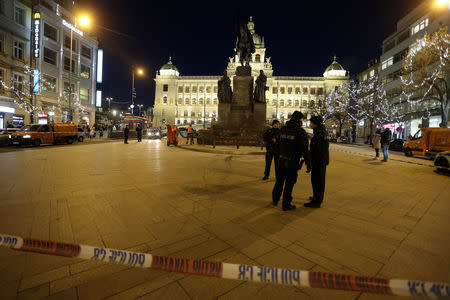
[{"xmin": 0, "ymin": 139, "xmax": 449, "ymax": 299}]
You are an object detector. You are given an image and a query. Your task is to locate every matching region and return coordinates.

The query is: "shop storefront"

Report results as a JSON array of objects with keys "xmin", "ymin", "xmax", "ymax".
[
  {"xmin": 405, "ymin": 115, "xmax": 442, "ymax": 138},
  {"xmin": 379, "ymin": 122, "xmax": 405, "ymax": 139},
  {"xmin": 0, "ymin": 104, "xmax": 15, "ymax": 128}
]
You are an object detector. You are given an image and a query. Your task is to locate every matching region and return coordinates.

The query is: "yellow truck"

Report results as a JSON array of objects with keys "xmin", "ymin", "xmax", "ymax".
[{"xmin": 404, "ymin": 127, "xmax": 450, "ymax": 158}]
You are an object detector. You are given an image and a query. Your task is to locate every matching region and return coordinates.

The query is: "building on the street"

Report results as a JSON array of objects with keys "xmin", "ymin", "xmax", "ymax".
[
  {"xmin": 153, "ymin": 17, "xmax": 349, "ymax": 129},
  {"xmin": 0, "ymin": 0, "xmax": 99, "ymax": 128},
  {"xmin": 379, "ymin": 0, "xmax": 450, "ymax": 138}
]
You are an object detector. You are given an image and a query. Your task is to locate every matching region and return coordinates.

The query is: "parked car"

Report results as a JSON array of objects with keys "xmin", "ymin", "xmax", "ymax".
[
  {"xmin": 404, "ymin": 127, "xmax": 450, "ymax": 158},
  {"xmin": 434, "ymin": 151, "xmax": 450, "ymax": 172},
  {"xmin": 147, "ymin": 127, "xmax": 161, "ymax": 139},
  {"xmin": 10, "ymin": 123, "xmax": 78, "ymax": 147},
  {"xmin": 389, "ymin": 139, "xmax": 404, "ymax": 151},
  {"xmin": 77, "ymin": 127, "xmax": 85, "ymax": 142},
  {"xmin": 0, "ymin": 128, "xmax": 21, "ymax": 146}
]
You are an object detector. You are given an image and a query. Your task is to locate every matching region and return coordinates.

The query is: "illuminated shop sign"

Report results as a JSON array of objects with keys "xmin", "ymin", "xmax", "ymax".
[
  {"xmin": 33, "ymin": 69, "xmax": 40, "ymax": 93},
  {"xmin": 62, "ymin": 19, "xmax": 84, "ymax": 36},
  {"xmin": 96, "ymin": 90, "xmax": 102, "ymax": 107},
  {"xmin": 33, "ymin": 13, "xmax": 40, "ymax": 58},
  {"xmin": 97, "ymin": 49, "xmax": 103, "ymax": 83}
]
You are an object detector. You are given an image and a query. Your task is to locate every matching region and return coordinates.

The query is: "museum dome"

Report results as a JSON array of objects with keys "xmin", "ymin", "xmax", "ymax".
[
  {"xmin": 323, "ymin": 56, "xmax": 347, "ymax": 78},
  {"xmin": 160, "ymin": 57, "xmax": 180, "ymax": 76},
  {"xmin": 247, "ymin": 16, "xmax": 264, "ymax": 47}
]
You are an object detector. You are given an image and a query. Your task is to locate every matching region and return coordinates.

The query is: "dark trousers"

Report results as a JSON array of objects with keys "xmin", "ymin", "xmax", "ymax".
[
  {"xmin": 124, "ymin": 135, "xmax": 128, "ymax": 143},
  {"xmin": 375, "ymin": 148, "xmax": 380, "ymax": 157},
  {"xmin": 264, "ymin": 151, "xmax": 279, "ymax": 177},
  {"xmin": 311, "ymin": 164, "xmax": 326, "ymax": 203},
  {"xmin": 272, "ymin": 159, "xmax": 298, "ymax": 208},
  {"xmin": 137, "ymin": 132, "xmax": 142, "ymax": 142}
]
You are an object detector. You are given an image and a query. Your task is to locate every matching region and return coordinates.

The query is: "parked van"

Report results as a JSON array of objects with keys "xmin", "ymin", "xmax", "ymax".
[
  {"xmin": 404, "ymin": 127, "xmax": 450, "ymax": 158},
  {"xmin": 10, "ymin": 123, "xmax": 78, "ymax": 147}
]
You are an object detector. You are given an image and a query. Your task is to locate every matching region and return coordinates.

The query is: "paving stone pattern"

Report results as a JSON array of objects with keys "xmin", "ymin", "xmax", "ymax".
[{"xmin": 0, "ymin": 139, "xmax": 449, "ymax": 299}]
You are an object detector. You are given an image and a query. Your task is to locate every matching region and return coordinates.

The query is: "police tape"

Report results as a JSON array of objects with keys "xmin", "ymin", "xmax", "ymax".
[{"xmin": 0, "ymin": 233, "xmax": 448, "ymax": 297}]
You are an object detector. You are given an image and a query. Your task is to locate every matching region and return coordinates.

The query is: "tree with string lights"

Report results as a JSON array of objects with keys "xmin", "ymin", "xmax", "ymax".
[
  {"xmin": 401, "ymin": 26, "xmax": 449, "ymax": 128},
  {"xmin": 0, "ymin": 65, "xmax": 87, "ymax": 123},
  {"xmin": 323, "ymin": 84, "xmax": 353, "ymax": 137},
  {"xmin": 357, "ymin": 75, "xmax": 404, "ymax": 137}
]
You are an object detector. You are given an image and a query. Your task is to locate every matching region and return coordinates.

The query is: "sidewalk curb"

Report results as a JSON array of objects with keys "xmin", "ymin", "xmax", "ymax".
[{"xmin": 177, "ymin": 145, "xmax": 265, "ymax": 156}]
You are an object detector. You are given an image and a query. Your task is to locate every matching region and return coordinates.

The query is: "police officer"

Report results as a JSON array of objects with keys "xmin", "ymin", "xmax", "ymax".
[
  {"xmin": 304, "ymin": 116, "xmax": 329, "ymax": 208},
  {"xmin": 262, "ymin": 120, "xmax": 281, "ymax": 180},
  {"xmin": 272, "ymin": 111, "xmax": 310, "ymax": 211},
  {"xmin": 124, "ymin": 125, "xmax": 130, "ymax": 144}
]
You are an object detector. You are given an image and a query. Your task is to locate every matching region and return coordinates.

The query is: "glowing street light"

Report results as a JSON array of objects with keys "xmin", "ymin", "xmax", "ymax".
[
  {"xmin": 435, "ymin": 0, "xmax": 450, "ymax": 8},
  {"xmin": 137, "ymin": 69, "xmax": 144, "ymax": 75},
  {"xmin": 79, "ymin": 16, "xmax": 90, "ymax": 28}
]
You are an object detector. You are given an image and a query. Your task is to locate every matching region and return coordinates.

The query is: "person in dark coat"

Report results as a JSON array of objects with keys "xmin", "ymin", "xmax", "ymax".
[
  {"xmin": 263, "ymin": 120, "xmax": 281, "ymax": 180},
  {"xmin": 136, "ymin": 123, "xmax": 143, "ymax": 142},
  {"xmin": 304, "ymin": 116, "xmax": 329, "ymax": 208},
  {"xmin": 124, "ymin": 125, "xmax": 130, "ymax": 144},
  {"xmin": 272, "ymin": 111, "xmax": 310, "ymax": 211},
  {"xmin": 380, "ymin": 127, "xmax": 392, "ymax": 162}
]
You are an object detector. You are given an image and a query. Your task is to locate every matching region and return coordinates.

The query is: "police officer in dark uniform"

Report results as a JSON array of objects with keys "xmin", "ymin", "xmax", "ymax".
[
  {"xmin": 262, "ymin": 120, "xmax": 281, "ymax": 180},
  {"xmin": 272, "ymin": 111, "xmax": 310, "ymax": 211},
  {"xmin": 304, "ymin": 116, "xmax": 329, "ymax": 208}
]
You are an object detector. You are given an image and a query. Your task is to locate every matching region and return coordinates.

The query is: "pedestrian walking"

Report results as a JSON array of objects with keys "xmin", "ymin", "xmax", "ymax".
[
  {"xmin": 90, "ymin": 127, "xmax": 95, "ymax": 139},
  {"xmin": 262, "ymin": 120, "xmax": 280, "ymax": 180},
  {"xmin": 99, "ymin": 127, "xmax": 104, "ymax": 138},
  {"xmin": 272, "ymin": 111, "xmax": 310, "ymax": 211},
  {"xmin": 381, "ymin": 127, "xmax": 392, "ymax": 162},
  {"xmin": 136, "ymin": 123, "xmax": 143, "ymax": 142},
  {"xmin": 372, "ymin": 130, "xmax": 381, "ymax": 160},
  {"xmin": 186, "ymin": 124, "xmax": 194, "ymax": 145},
  {"xmin": 124, "ymin": 125, "xmax": 130, "ymax": 144},
  {"xmin": 304, "ymin": 116, "xmax": 329, "ymax": 208}
]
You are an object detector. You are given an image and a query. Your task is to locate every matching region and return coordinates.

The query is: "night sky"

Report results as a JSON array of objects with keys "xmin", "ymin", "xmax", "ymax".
[{"xmin": 78, "ymin": 0, "xmax": 423, "ymax": 110}]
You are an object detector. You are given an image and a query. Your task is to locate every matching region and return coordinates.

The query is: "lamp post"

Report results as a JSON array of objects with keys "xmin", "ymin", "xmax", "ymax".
[
  {"xmin": 131, "ymin": 68, "xmax": 143, "ymax": 115},
  {"xmin": 67, "ymin": 16, "xmax": 89, "ymax": 123},
  {"xmin": 137, "ymin": 104, "xmax": 143, "ymax": 116},
  {"xmin": 203, "ymin": 98, "xmax": 206, "ymax": 129}
]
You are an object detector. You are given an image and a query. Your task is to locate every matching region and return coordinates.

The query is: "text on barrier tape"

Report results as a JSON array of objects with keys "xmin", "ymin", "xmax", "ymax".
[{"xmin": 0, "ymin": 233, "xmax": 448, "ymax": 298}]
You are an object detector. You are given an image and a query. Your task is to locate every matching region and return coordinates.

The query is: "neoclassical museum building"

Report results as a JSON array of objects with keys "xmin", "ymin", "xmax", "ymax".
[{"xmin": 153, "ymin": 17, "xmax": 350, "ymax": 128}]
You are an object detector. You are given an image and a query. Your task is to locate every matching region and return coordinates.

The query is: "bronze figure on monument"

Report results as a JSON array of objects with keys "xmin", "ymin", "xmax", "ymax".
[
  {"xmin": 218, "ymin": 71, "xmax": 232, "ymax": 103},
  {"xmin": 235, "ymin": 24, "xmax": 255, "ymax": 67},
  {"xmin": 254, "ymin": 70, "xmax": 268, "ymax": 103}
]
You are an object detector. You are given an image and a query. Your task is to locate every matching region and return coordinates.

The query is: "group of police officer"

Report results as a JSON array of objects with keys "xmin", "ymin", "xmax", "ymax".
[{"xmin": 263, "ymin": 111, "xmax": 329, "ymax": 211}]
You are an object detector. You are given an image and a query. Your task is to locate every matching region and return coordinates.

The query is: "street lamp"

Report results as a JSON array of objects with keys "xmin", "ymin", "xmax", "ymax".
[
  {"xmin": 67, "ymin": 15, "xmax": 90, "ymax": 122},
  {"xmin": 131, "ymin": 67, "xmax": 144, "ymax": 115},
  {"xmin": 137, "ymin": 104, "xmax": 144, "ymax": 116}
]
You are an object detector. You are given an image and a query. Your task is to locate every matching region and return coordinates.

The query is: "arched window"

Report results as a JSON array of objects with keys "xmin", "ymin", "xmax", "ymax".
[
  {"xmin": 177, "ymin": 98, "xmax": 182, "ymax": 105},
  {"xmin": 185, "ymin": 86, "xmax": 190, "ymax": 93},
  {"xmin": 272, "ymin": 100, "xmax": 277, "ymax": 106},
  {"xmin": 280, "ymin": 100, "xmax": 284, "ymax": 106},
  {"xmin": 191, "ymin": 111, "xmax": 195, "ymax": 117},
  {"xmin": 255, "ymin": 54, "xmax": 261, "ymax": 62},
  {"xmin": 177, "ymin": 119, "xmax": 181, "ymax": 124},
  {"xmin": 199, "ymin": 98, "xmax": 204, "ymax": 105},
  {"xmin": 295, "ymin": 87, "xmax": 301, "ymax": 95},
  {"xmin": 302, "ymin": 100, "xmax": 307, "ymax": 107},
  {"xmin": 287, "ymin": 100, "xmax": 292, "ymax": 107},
  {"xmin": 185, "ymin": 98, "xmax": 190, "ymax": 105},
  {"xmin": 184, "ymin": 110, "xmax": 188, "ymax": 117},
  {"xmin": 309, "ymin": 100, "xmax": 315, "ymax": 107},
  {"xmin": 295, "ymin": 100, "xmax": 300, "ymax": 107},
  {"xmin": 192, "ymin": 86, "xmax": 197, "ymax": 93},
  {"xmin": 163, "ymin": 96, "xmax": 168, "ymax": 104},
  {"xmin": 199, "ymin": 86, "xmax": 204, "ymax": 93},
  {"xmin": 183, "ymin": 120, "xmax": 187, "ymax": 124},
  {"xmin": 192, "ymin": 98, "xmax": 197, "ymax": 105},
  {"xmin": 213, "ymin": 98, "xmax": 218, "ymax": 104},
  {"xmin": 206, "ymin": 86, "xmax": 211, "ymax": 93},
  {"xmin": 206, "ymin": 98, "xmax": 211, "ymax": 105}
]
